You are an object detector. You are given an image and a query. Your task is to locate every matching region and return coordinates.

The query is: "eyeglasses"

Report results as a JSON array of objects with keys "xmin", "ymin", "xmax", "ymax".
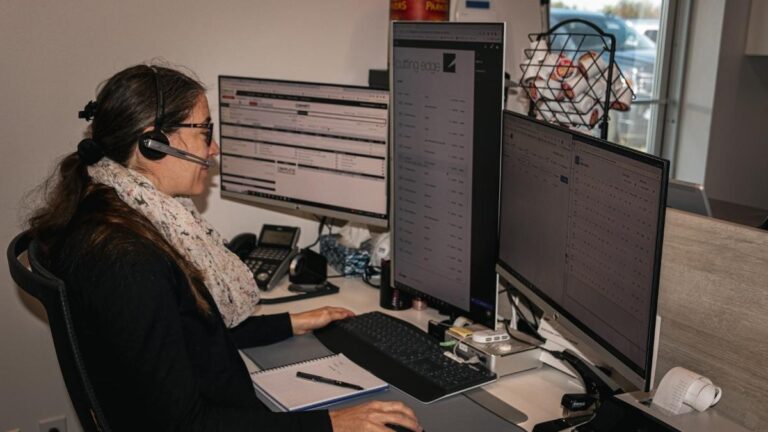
[{"xmin": 168, "ymin": 122, "xmax": 214, "ymax": 146}]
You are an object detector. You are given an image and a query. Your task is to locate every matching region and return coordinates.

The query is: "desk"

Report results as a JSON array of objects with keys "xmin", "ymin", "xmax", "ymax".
[
  {"xmin": 244, "ymin": 275, "xmax": 582, "ymax": 431},
  {"xmin": 709, "ymin": 198, "xmax": 768, "ymax": 227},
  {"xmin": 242, "ymin": 274, "xmax": 745, "ymax": 431}
]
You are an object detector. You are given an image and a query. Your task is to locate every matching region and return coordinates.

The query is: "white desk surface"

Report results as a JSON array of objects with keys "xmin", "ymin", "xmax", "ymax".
[
  {"xmin": 244, "ymin": 275, "xmax": 582, "ymax": 432},
  {"xmin": 241, "ymin": 274, "xmax": 746, "ymax": 431}
]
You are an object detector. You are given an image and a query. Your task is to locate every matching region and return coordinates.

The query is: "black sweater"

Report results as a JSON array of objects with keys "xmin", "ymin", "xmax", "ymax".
[{"xmin": 49, "ymin": 218, "xmax": 333, "ymax": 431}]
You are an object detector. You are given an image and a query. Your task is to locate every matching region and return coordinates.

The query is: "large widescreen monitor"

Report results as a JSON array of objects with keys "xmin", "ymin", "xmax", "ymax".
[
  {"xmin": 496, "ymin": 111, "xmax": 668, "ymax": 391},
  {"xmin": 390, "ymin": 22, "xmax": 505, "ymax": 329},
  {"xmin": 218, "ymin": 77, "xmax": 389, "ymax": 227}
]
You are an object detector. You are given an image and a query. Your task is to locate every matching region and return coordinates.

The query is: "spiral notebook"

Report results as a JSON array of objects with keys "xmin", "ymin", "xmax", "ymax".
[{"xmin": 250, "ymin": 353, "xmax": 388, "ymax": 411}]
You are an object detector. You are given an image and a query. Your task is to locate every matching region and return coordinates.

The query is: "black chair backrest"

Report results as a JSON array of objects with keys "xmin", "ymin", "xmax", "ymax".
[{"xmin": 7, "ymin": 231, "xmax": 111, "ymax": 432}]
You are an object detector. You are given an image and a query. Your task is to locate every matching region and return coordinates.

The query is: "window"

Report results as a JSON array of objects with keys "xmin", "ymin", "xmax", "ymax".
[{"xmin": 550, "ymin": 1, "xmax": 672, "ymax": 155}]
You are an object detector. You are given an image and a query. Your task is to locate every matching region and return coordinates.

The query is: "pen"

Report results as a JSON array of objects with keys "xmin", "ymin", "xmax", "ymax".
[{"xmin": 296, "ymin": 371, "xmax": 364, "ymax": 391}]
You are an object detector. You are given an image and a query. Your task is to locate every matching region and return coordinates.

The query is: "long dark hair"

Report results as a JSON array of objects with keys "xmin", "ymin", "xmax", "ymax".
[{"xmin": 28, "ymin": 64, "xmax": 211, "ymax": 314}]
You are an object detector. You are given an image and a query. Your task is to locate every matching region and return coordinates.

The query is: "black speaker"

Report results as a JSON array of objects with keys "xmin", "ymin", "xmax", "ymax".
[
  {"xmin": 379, "ymin": 259, "xmax": 411, "ymax": 310},
  {"xmin": 289, "ymin": 249, "xmax": 327, "ymax": 285}
]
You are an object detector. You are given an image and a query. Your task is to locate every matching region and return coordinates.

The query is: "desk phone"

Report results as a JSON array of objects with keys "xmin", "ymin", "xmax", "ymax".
[{"xmin": 230, "ymin": 225, "xmax": 300, "ymax": 291}]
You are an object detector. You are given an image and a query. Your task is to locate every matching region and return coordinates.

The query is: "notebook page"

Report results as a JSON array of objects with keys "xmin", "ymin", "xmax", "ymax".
[{"xmin": 251, "ymin": 353, "xmax": 388, "ymax": 411}]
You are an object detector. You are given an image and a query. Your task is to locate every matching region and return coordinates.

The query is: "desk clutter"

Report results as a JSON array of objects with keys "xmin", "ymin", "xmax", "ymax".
[{"xmin": 319, "ymin": 234, "xmax": 372, "ymax": 276}]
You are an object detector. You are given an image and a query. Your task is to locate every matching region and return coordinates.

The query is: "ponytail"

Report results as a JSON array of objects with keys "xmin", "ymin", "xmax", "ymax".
[{"xmin": 28, "ymin": 152, "xmax": 93, "ymax": 248}]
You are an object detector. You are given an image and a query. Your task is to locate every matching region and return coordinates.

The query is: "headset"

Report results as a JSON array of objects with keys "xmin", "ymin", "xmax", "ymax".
[{"xmin": 137, "ymin": 67, "xmax": 211, "ymax": 167}]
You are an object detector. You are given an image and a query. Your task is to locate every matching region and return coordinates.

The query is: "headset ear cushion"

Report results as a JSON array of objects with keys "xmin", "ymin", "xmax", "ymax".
[{"xmin": 138, "ymin": 129, "xmax": 169, "ymax": 160}]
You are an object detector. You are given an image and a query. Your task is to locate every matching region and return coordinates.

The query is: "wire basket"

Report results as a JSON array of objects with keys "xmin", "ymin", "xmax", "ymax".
[{"xmin": 519, "ymin": 19, "xmax": 636, "ymax": 139}]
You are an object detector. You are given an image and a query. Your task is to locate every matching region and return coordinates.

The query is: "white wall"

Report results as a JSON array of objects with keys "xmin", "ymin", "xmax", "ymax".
[
  {"xmin": 0, "ymin": 1, "xmax": 541, "ymax": 430},
  {"xmin": 0, "ymin": 1, "xmax": 391, "ymax": 430}
]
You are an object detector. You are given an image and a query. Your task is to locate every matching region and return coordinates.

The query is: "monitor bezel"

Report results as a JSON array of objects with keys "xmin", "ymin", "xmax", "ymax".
[
  {"xmin": 217, "ymin": 75, "xmax": 390, "ymax": 228},
  {"xmin": 496, "ymin": 110, "xmax": 669, "ymax": 392},
  {"xmin": 388, "ymin": 21, "xmax": 506, "ymax": 330}
]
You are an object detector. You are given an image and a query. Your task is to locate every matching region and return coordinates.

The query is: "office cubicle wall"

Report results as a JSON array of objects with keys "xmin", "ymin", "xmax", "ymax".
[{"xmin": 656, "ymin": 209, "xmax": 768, "ymax": 431}]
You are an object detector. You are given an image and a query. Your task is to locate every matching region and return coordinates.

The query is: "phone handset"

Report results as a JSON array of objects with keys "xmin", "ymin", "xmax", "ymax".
[
  {"xmin": 651, "ymin": 366, "xmax": 722, "ymax": 415},
  {"xmin": 227, "ymin": 233, "xmax": 257, "ymax": 260}
]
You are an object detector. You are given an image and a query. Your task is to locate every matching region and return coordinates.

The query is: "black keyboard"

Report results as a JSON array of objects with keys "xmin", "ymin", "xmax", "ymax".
[{"xmin": 314, "ymin": 311, "xmax": 496, "ymax": 403}]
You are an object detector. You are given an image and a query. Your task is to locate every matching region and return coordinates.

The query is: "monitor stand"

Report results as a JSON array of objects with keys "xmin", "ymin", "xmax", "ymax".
[{"xmin": 442, "ymin": 325, "xmax": 539, "ymax": 425}]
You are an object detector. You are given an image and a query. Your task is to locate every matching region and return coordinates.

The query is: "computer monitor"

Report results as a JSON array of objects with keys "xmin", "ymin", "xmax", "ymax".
[
  {"xmin": 218, "ymin": 76, "xmax": 390, "ymax": 227},
  {"xmin": 390, "ymin": 22, "xmax": 505, "ymax": 329},
  {"xmin": 496, "ymin": 111, "xmax": 668, "ymax": 392}
]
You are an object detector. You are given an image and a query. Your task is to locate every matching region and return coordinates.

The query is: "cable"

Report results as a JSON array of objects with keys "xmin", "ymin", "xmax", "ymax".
[
  {"xmin": 505, "ymin": 289, "xmax": 547, "ymax": 342},
  {"xmin": 259, "ymin": 281, "xmax": 339, "ymax": 304},
  {"xmin": 521, "ymin": 295, "xmax": 541, "ymax": 328},
  {"xmin": 444, "ymin": 340, "xmax": 480, "ymax": 365},
  {"xmin": 361, "ymin": 265, "xmax": 381, "ymax": 289},
  {"xmin": 501, "ymin": 318, "xmax": 548, "ymax": 347},
  {"xmin": 505, "ymin": 289, "xmax": 537, "ymax": 329},
  {"xmin": 305, "ymin": 216, "xmax": 327, "ymax": 249}
]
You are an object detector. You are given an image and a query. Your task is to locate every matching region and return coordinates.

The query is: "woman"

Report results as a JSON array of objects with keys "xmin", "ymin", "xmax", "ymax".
[{"xmin": 27, "ymin": 64, "xmax": 421, "ymax": 432}]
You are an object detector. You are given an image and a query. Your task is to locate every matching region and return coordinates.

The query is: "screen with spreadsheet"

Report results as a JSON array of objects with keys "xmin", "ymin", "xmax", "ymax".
[
  {"xmin": 496, "ymin": 111, "xmax": 668, "ymax": 391},
  {"xmin": 391, "ymin": 22, "xmax": 505, "ymax": 329},
  {"xmin": 218, "ymin": 77, "xmax": 389, "ymax": 227}
]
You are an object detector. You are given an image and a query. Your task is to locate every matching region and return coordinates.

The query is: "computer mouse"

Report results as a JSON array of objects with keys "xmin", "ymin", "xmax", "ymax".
[{"xmin": 385, "ymin": 423, "xmax": 420, "ymax": 432}]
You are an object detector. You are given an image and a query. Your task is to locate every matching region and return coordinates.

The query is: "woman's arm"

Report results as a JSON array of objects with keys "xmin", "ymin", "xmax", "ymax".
[
  {"xmin": 229, "ymin": 307, "xmax": 354, "ymax": 349},
  {"xmin": 229, "ymin": 313, "xmax": 294, "ymax": 348}
]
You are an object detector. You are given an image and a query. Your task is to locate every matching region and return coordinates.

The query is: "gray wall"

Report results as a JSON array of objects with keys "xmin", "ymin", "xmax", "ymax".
[
  {"xmin": 0, "ymin": 1, "xmax": 540, "ymax": 430},
  {"xmin": 672, "ymin": 0, "xmax": 725, "ymax": 184},
  {"xmin": 673, "ymin": 0, "xmax": 768, "ymax": 210},
  {"xmin": 705, "ymin": 0, "xmax": 768, "ymax": 210}
]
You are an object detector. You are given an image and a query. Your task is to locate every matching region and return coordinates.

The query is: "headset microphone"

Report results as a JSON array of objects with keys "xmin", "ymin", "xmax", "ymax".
[
  {"xmin": 138, "ymin": 66, "xmax": 210, "ymax": 168},
  {"xmin": 142, "ymin": 138, "xmax": 211, "ymax": 167}
]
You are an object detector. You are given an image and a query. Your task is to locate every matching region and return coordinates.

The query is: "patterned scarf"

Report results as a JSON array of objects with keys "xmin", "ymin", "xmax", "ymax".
[{"xmin": 87, "ymin": 158, "xmax": 259, "ymax": 327}]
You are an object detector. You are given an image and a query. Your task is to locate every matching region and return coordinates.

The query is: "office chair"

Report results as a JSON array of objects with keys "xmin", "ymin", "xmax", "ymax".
[{"xmin": 7, "ymin": 231, "xmax": 111, "ymax": 432}]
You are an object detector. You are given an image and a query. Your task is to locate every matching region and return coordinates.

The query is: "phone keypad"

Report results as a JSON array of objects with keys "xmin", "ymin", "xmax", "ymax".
[
  {"xmin": 249, "ymin": 248, "xmax": 291, "ymax": 261},
  {"xmin": 244, "ymin": 248, "xmax": 293, "ymax": 289}
]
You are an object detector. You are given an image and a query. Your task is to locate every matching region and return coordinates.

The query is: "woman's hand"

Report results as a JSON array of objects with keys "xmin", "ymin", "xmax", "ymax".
[
  {"xmin": 330, "ymin": 400, "xmax": 422, "ymax": 432},
  {"xmin": 289, "ymin": 306, "xmax": 355, "ymax": 335}
]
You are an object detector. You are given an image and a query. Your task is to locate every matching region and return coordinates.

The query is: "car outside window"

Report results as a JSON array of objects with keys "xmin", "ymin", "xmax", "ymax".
[{"xmin": 547, "ymin": 4, "xmax": 664, "ymax": 153}]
